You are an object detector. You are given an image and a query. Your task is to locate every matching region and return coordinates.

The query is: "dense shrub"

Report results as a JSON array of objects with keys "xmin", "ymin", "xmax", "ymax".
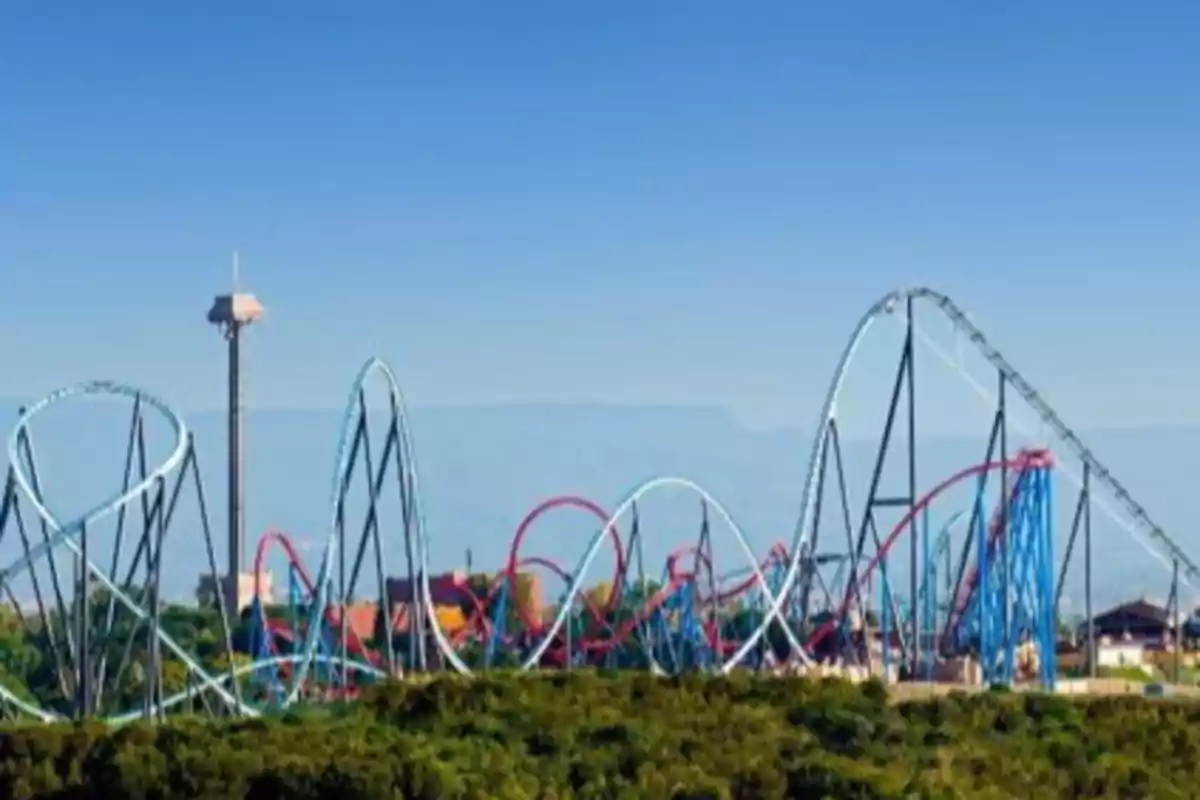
[{"xmin": 0, "ymin": 673, "xmax": 1197, "ymax": 797}]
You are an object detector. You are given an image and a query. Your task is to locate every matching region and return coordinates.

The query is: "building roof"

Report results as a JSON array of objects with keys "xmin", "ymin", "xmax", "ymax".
[
  {"xmin": 387, "ymin": 571, "xmax": 469, "ymax": 605},
  {"xmin": 329, "ymin": 602, "xmax": 379, "ymax": 642},
  {"xmin": 1092, "ymin": 598, "xmax": 1170, "ymax": 626},
  {"xmin": 390, "ymin": 604, "xmax": 466, "ymax": 634},
  {"xmin": 387, "ymin": 570, "xmax": 544, "ymax": 617},
  {"xmin": 315, "ymin": 601, "xmax": 470, "ymax": 641}
]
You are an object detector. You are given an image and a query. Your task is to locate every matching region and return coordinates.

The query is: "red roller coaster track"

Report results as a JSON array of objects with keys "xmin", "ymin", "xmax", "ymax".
[
  {"xmin": 804, "ymin": 448, "xmax": 1053, "ymax": 653},
  {"xmin": 252, "ymin": 530, "xmax": 379, "ymax": 669}
]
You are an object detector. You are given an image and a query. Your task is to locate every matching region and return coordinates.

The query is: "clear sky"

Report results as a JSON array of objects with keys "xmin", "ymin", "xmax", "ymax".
[{"xmin": 3, "ymin": 2, "xmax": 1198, "ymax": 432}]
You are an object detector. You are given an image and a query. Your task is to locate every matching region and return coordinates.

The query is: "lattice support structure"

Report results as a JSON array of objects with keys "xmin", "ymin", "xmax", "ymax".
[
  {"xmin": 239, "ymin": 358, "xmax": 433, "ymax": 707},
  {"xmin": 0, "ymin": 383, "xmax": 243, "ymax": 722},
  {"xmin": 955, "ymin": 455, "xmax": 1057, "ymax": 687},
  {"xmin": 3, "ymin": 284, "xmax": 1189, "ymax": 718}
]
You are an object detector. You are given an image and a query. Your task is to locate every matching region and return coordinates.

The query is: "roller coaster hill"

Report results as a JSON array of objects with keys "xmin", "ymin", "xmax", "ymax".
[
  {"xmin": 245, "ymin": 452, "xmax": 1061, "ymax": 686},
  {"xmin": 0, "ymin": 287, "xmax": 1194, "ymax": 723}
]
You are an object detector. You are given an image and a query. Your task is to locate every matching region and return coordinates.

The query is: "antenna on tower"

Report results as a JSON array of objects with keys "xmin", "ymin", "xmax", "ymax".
[{"xmin": 232, "ymin": 250, "xmax": 241, "ymax": 292}]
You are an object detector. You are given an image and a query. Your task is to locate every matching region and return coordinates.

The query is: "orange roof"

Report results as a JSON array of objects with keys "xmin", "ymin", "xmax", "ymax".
[{"xmin": 329, "ymin": 602, "xmax": 379, "ymax": 642}]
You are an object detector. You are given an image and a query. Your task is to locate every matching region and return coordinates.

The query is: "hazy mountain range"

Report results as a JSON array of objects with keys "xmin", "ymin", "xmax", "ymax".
[{"xmin": 0, "ymin": 397, "xmax": 1195, "ymax": 613}]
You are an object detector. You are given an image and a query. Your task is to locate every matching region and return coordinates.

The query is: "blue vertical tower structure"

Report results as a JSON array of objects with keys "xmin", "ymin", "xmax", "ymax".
[{"xmin": 958, "ymin": 452, "xmax": 1056, "ymax": 688}]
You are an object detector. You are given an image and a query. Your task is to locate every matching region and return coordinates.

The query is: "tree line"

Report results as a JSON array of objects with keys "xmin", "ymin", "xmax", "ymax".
[{"xmin": 0, "ymin": 672, "xmax": 1196, "ymax": 798}]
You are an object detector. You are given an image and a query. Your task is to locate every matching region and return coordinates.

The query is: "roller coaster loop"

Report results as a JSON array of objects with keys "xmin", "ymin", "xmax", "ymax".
[{"xmin": 0, "ymin": 286, "xmax": 1192, "ymax": 720}]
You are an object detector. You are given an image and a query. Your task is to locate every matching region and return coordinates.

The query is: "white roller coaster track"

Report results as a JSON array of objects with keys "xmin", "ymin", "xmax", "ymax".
[
  {"xmin": 235, "ymin": 290, "xmax": 1200, "ymax": 679},
  {"xmin": 908, "ymin": 316, "xmax": 1190, "ymax": 590},
  {"xmin": 720, "ymin": 286, "xmax": 1195, "ymax": 670},
  {"xmin": 2, "ymin": 287, "xmax": 1186, "ymax": 720},
  {"xmin": 911, "ymin": 289, "xmax": 1198, "ymax": 581}
]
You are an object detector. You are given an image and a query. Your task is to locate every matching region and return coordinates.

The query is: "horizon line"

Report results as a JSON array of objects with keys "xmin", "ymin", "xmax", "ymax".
[{"xmin": 1, "ymin": 396, "xmax": 1196, "ymax": 437}]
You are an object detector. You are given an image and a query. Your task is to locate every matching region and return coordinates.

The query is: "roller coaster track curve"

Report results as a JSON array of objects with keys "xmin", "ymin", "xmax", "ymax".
[
  {"xmin": 5, "ymin": 286, "xmax": 1184, "ymax": 716},
  {"xmin": 286, "ymin": 356, "xmax": 469, "ymax": 694},
  {"xmin": 0, "ymin": 381, "xmax": 253, "ymax": 721},
  {"xmin": 714, "ymin": 286, "xmax": 1199, "ymax": 671},
  {"xmin": 915, "ymin": 288, "xmax": 1197, "ymax": 580},
  {"xmin": 324, "ymin": 288, "xmax": 1192, "ymax": 678}
]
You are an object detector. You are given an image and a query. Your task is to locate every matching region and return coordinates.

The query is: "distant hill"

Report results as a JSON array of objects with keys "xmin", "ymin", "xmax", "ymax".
[{"xmin": 0, "ymin": 396, "xmax": 1195, "ymax": 610}]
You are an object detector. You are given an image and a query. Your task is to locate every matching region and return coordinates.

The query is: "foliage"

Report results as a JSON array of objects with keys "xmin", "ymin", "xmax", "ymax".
[
  {"xmin": 1096, "ymin": 665, "xmax": 1158, "ymax": 683},
  {"xmin": 0, "ymin": 593, "xmax": 246, "ymax": 718},
  {"xmin": 0, "ymin": 673, "xmax": 1199, "ymax": 797}
]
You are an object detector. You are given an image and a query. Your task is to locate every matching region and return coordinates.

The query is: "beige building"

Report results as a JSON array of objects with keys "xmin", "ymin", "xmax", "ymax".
[{"xmin": 195, "ymin": 570, "xmax": 275, "ymax": 612}]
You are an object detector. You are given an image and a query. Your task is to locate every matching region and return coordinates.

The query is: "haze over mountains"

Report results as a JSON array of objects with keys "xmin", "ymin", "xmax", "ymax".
[{"xmin": 0, "ymin": 395, "xmax": 1196, "ymax": 613}]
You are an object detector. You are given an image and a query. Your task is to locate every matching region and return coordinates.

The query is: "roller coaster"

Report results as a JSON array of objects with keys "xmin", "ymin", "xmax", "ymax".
[{"xmin": 0, "ymin": 287, "xmax": 1189, "ymax": 722}]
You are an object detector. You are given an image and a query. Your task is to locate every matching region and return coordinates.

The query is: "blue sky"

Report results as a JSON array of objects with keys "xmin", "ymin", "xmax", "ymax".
[{"xmin": 2, "ymin": 2, "xmax": 1198, "ymax": 432}]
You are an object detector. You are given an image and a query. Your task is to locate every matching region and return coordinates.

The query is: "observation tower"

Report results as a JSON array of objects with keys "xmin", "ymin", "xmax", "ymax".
[{"xmin": 205, "ymin": 253, "xmax": 265, "ymax": 620}]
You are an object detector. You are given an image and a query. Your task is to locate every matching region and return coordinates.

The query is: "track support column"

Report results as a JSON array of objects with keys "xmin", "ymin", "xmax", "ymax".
[
  {"xmin": 905, "ymin": 297, "xmax": 919, "ymax": 676},
  {"xmin": 998, "ymin": 370, "xmax": 1010, "ymax": 680},
  {"xmin": 76, "ymin": 521, "xmax": 91, "ymax": 719},
  {"xmin": 1172, "ymin": 558, "xmax": 1181, "ymax": 684},
  {"xmin": 1084, "ymin": 463, "xmax": 1094, "ymax": 678}
]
